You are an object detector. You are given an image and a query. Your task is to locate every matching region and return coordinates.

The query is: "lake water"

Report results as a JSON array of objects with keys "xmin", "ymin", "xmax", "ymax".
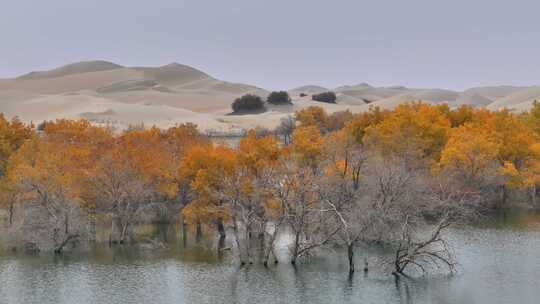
[{"xmin": 1, "ymin": 211, "xmax": 540, "ymax": 304}]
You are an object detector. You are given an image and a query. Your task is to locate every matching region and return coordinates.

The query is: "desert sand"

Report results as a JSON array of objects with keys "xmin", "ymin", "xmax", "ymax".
[{"xmin": 1, "ymin": 60, "xmax": 539, "ymax": 133}]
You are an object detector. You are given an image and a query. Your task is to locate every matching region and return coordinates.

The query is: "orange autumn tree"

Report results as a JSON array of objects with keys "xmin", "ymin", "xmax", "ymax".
[
  {"xmin": 0, "ymin": 115, "xmax": 34, "ymax": 225},
  {"xmin": 295, "ymin": 106, "xmax": 328, "ymax": 132},
  {"xmin": 346, "ymin": 105, "xmax": 389, "ymax": 144},
  {"xmin": 446, "ymin": 104, "xmax": 476, "ymax": 127},
  {"xmin": 234, "ymin": 130, "xmax": 282, "ymax": 262},
  {"xmin": 180, "ymin": 144, "xmax": 236, "ymax": 235},
  {"xmin": 161, "ymin": 123, "xmax": 211, "ymax": 204},
  {"xmin": 323, "ymin": 127, "xmax": 365, "ymax": 189},
  {"xmin": 0, "ymin": 115, "xmax": 34, "ymax": 176},
  {"xmin": 92, "ymin": 127, "xmax": 181, "ymax": 243},
  {"xmin": 438, "ymin": 108, "xmax": 540, "ymax": 205},
  {"xmin": 290, "ymin": 125, "xmax": 324, "ymax": 169},
  {"xmin": 438, "ymin": 122, "xmax": 500, "ymax": 186},
  {"xmin": 118, "ymin": 127, "xmax": 178, "ymax": 197},
  {"xmin": 489, "ymin": 110, "xmax": 540, "ymax": 203},
  {"xmin": 5, "ymin": 119, "xmax": 110, "ymax": 252},
  {"xmin": 363, "ymin": 102, "xmax": 451, "ymax": 164}
]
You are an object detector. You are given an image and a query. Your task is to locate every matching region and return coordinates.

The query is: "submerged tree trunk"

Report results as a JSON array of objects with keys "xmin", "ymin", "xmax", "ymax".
[
  {"xmin": 232, "ymin": 218, "xmax": 244, "ymax": 265},
  {"xmin": 245, "ymin": 224, "xmax": 252, "ymax": 264},
  {"xmin": 348, "ymin": 243, "xmax": 355, "ymax": 274},
  {"xmin": 8, "ymin": 201, "xmax": 14, "ymax": 226},
  {"xmin": 291, "ymin": 229, "xmax": 301, "ymax": 265},
  {"xmin": 263, "ymin": 223, "xmax": 279, "ymax": 266},
  {"xmin": 54, "ymin": 211, "xmax": 78, "ymax": 254},
  {"xmin": 532, "ymin": 185, "xmax": 537, "ymax": 206},
  {"xmin": 54, "ymin": 234, "xmax": 79, "ymax": 254},
  {"xmin": 196, "ymin": 221, "xmax": 202, "ymax": 243},
  {"xmin": 500, "ymin": 185, "xmax": 507, "ymax": 208},
  {"xmin": 216, "ymin": 218, "xmax": 226, "ymax": 240},
  {"xmin": 182, "ymin": 219, "xmax": 188, "ymax": 247},
  {"xmin": 216, "ymin": 218, "xmax": 226, "ymax": 256},
  {"xmin": 87, "ymin": 207, "xmax": 96, "ymax": 242},
  {"xmin": 119, "ymin": 221, "xmax": 130, "ymax": 244},
  {"xmin": 64, "ymin": 212, "xmax": 69, "ymax": 234}
]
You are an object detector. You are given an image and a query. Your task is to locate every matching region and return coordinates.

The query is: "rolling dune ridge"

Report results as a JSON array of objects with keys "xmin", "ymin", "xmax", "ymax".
[{"xmin": 1, "ymin": 61, "xmax": 539, "ymax": 132}]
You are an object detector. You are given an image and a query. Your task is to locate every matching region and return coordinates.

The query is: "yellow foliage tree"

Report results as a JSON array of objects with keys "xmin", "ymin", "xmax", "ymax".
[
  {"xmin": 438, "ymin": 123, "xmax": 500, "ymax": 184},
  {"xmin": 363, "ymin": 102, "xmax": 451, "ymax": 162}
]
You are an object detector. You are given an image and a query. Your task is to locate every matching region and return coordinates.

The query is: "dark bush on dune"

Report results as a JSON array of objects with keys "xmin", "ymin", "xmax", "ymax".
[
  {"xmin": 231, "ymin": 94, "xmax": 265, "ymax": 113},
  {"xmin": 312, "ymin": 91, "xmax": 337, "ymax": 103},
  {"xmin": 267, "ymin": 91, "xmax": 292, "ymax": 105}
]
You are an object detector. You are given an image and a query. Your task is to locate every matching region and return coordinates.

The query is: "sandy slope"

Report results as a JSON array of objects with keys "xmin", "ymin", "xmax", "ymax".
[
  {"xmin": 0, "ymin": 61, "xmax": 272, "ymax": 131},
  {"xmin": 463, "ymin": 86, "xmax": 525, "ymax": 101},
  {"xmin": 487, "ymin": 86, "xmax": 540, "ymax": 111},
  {"xmin": 16, "ymin": 60, "xmax": 124, "ymax": 80},
  {"xmin": 367, "ymin": 89, "xmax": 459, "ymax": 109},
  {"xmin": 1, "ymin": 60, "xmax": 540, "ymax": 132},
  {"xmin": 1, "ymin": 68, "xmax": 146, "ymax": 94},
  {"xmin": 288, "ymin": 85, "xmax": 329, "ymax": 97},
  {"xmin": 451, "ymin": 93, "xmax": 493, "ymax": 107}
]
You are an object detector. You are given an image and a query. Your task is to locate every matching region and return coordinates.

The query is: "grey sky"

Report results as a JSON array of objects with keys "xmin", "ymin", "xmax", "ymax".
[{"xmin": 1, "ymin": 0, "xmax": 539, "ymax": 90}]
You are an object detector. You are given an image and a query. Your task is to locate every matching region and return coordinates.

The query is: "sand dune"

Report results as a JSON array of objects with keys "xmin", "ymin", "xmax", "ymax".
[
  {"xmin": 1, "ymin": 60, "xmax": 539, "ymax": 132},
  {"xmin": 2, "ymin": 68, "xmax": 145, "ymax": 94},
  {"xmin": 96, "ymin": 79, "xmax": 159, "ymax": 93},
  {"xmin": 134, "ymin": 63, "xmax": 210, "ymax": 85},
  {"xmin": 368, "ymin": 89, "xmax": 459, "ymax": 109},
  {"xmin": 288, "ymin": 85, "xmax": 329, "ymax": 97},
  {"xmin": 335, "ymin": 82, "xmax": 373, "ymax": 91},
  {"xmin": 337, "ymin": 86, "xmax": 412, "ymax": 103},
  {"xmin": 452, "ymin": 93, "xmax": 493, "ymax": 107},
  {"xmin": 16, "ymin": 60, "xmax": 123, "ymax": 80},
  {"xmin": 487, "ymin": 86, "xmax": 540, "ymax": 111},
  {"xmin": 463, "ymin": 86, "xmax": 525, "ymax": 101}
]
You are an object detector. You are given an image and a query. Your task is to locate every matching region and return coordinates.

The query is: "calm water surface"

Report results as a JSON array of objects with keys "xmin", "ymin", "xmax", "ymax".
[{"xmin": 1, "ymin": 211, "xmax": 540, "ymax": 304}]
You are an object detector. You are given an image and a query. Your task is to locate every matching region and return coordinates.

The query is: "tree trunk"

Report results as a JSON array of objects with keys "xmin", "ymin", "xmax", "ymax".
[
  {"xmin": 532, "ymin": 185, "xmax": 537, "ymax": 206},
  {"xmin": 232, "ymin": 219, "xmax": 244, "ymax": 265},
  {"xmin": 55, "ymin": 234, "xmax": 78, "ymax": 254},
  {"xmin": 500, "ymin": 185, "xmax": 507, "ymax": 208},
  {"xmin": 196, "ymin": 221, "xmax": 202, "ymax": 243},
  {"xmin": 216, "ymin": 218, "xmax": 226, "ymax": 240},
  {"xmin": 8, "ymin": 202, "xmax": 14, "ymax": 226},
  {"xmin": 245, "ymin": 224, "xmax": 252, "ymax": 264},
  {"xmin": 216, "ymin": 218, "xmax": 226, "ymax": 256},
  {"xmin": 348, "ymin": 243, "xmax": 355, "ymax": 274},
  {"xmin": 64, "ymin": 212, "xmax": 69, "ymax": 234},
  {"xmin": 120, "ymin": 221, "xmax": 129, "ymax": 244},
  {"xmin": 291, "ymin": 230, "xmax": 301, "ymax": 265},
  {"xmin": 182, "ymin": 219, "xmax": 188, "ymax": 247},
  {"xmin": 87, "ymin": 208, "xmax": 96, "ymax": 242},
  {"xmin": 263, "ymin": 223, "xmax": 279, "ymax": 266},
  {"xmin": 217, "ymin": 234, "xmax": 226, "ymax": 258}
]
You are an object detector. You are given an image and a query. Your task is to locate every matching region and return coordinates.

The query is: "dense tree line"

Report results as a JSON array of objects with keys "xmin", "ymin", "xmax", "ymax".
[{"xmin": 1, "ymin": 101, "xmax": 540, "ymax": 276}]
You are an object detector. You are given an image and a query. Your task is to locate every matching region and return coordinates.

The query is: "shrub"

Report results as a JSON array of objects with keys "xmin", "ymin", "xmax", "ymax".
[
  {"xmin": 299, "ymin": 93, "xmax": 308, "ymax": 97},
  {"xmin": 312, "ymin": 91, "xmax": 337, "ymax": 103},
  {"xmin": 37, "ymin": 121, "xmax": 48, "ymax": 131},
  {"xmin": 267, "ymin": 91, "xmax": 292, "ymax": 105},
  {"xmin": 231, "ymin": 94, "xmax": 265, "ymax": 113}
]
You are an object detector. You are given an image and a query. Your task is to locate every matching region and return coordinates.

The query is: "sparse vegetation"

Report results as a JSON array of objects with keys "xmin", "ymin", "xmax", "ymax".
[
  {"xmin": 267, "ymin": 91, "xmax": 292, "ymax": 105},
  {"xmin": 231, "ymin": 94, "xmax": 265, "ymax": 113},
  {"xmin": 312, "ymin": 91, "xmax": 337, "ymax": 103}
]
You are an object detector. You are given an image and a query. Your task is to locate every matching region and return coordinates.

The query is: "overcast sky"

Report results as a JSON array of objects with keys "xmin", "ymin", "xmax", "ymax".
[{"xmin": 1, "ymin": 0, "xmax": 539, "ymax": 90}]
